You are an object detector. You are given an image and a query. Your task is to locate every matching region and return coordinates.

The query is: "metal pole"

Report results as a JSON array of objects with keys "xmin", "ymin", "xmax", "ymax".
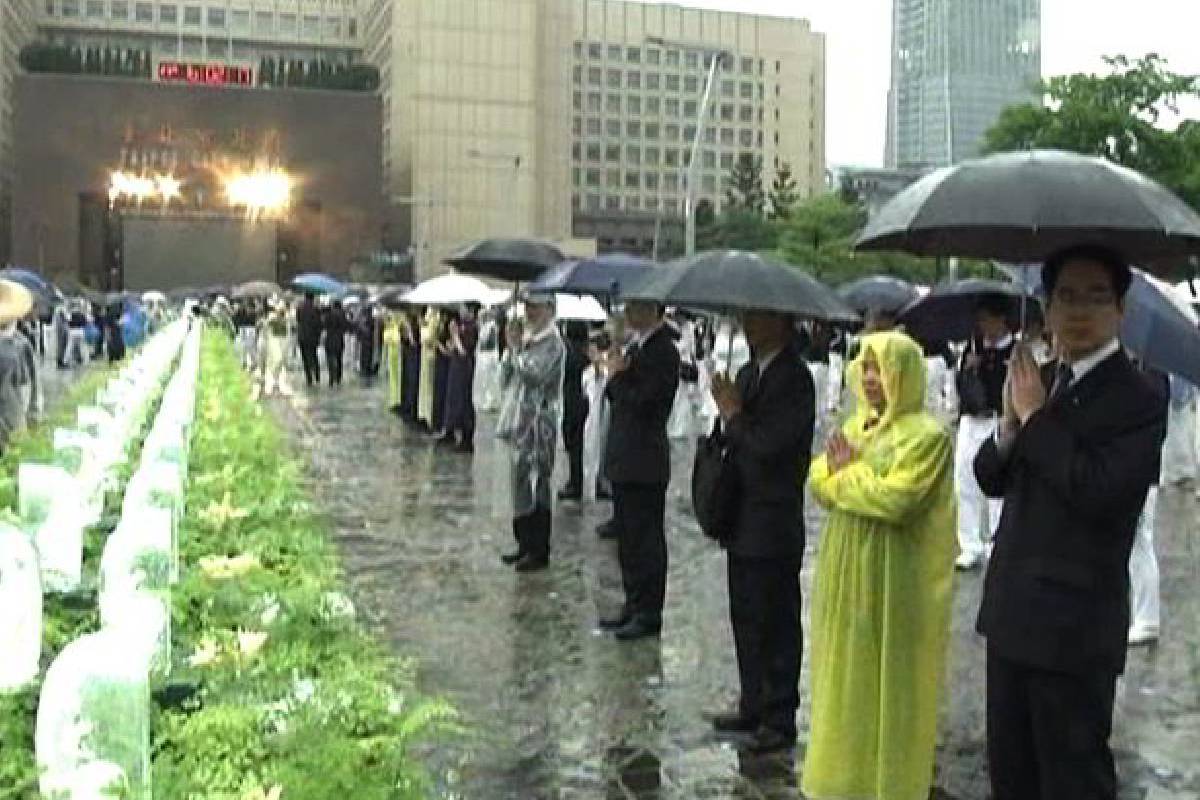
[{"xmin": 686, "ymin": 52, "xmax": 724, "ymax": 258}]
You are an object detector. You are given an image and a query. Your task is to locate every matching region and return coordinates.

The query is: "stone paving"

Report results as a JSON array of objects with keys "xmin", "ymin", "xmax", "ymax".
[{"xmin": 268, "ymin": 372, "xmax": 1200, "ymax": 800}]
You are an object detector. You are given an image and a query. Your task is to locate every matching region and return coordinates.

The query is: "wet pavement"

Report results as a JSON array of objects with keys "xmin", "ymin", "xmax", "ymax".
[{"xmin": 269, "ymin": 373, "xmax": 1200, "ymax": 800}]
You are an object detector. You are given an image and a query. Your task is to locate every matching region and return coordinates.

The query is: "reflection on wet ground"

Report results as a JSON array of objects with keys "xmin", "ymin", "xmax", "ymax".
[{"xmin": 270, "ymin": 375, "xmax": 1200, "ymax": 800}]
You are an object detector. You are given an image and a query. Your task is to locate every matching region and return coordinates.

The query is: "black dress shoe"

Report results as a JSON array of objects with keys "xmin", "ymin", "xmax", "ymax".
[
  {"xmin": 557, "ymin": 486, "xmax": 582, "ymax": 501},
  {"xmin": 513, "ymin": 554, "xmax": 549, "ymax": 573},
  {"xmin": 500, "ymin": 550, "xmax": 524, "ymax": 565},
  {"xmin": 613, "ymin": 616, "xmax": 661, "ymax": 641},
  {"xmin": 743, "ymin": 726, "xmax": 796, "ymax": 755},
  {"xmin": 708, "ymin": 712, "xmax": 760, "ymax": 735},
  {"xmin": 598, "ymin": 609, "xmax": 632, "ymax": 630},
  {"xmin": 595, "ymin": 520, "xmax": 618, "ymax": 539}
]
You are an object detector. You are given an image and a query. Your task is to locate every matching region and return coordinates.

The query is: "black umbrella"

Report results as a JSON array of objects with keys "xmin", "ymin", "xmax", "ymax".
[
  {"xmin": 527, "ymin": 253, "xmax": 656, "ymax": 298},
  {"xmin": 445, "ymin": 238, "xmax": 566, "ymax": 283},
  {"xmin": 857, "ymin": 149, "xmax": 1200, "ymax": 264},
  {"xmin": 837, "ymin": 275, "xmax": 920, "ymax": 315},
  {"xmin": 622, "ymin": 250, "xmax": 859, "ymax": 322},
  {"xmin": 897, "ymin": 279, "xmax": 1042, "ymax": 346}
]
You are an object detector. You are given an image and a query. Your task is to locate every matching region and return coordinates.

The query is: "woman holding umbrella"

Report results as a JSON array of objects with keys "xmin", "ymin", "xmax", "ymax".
[
  {"xmin": 416, "ymin": 307, "xmax": 441, "ymax": 431},
  {"xmin": 439, "ymin": 303, "xmax": 479, "ymax": 452},
  {"xmin": 804, "ymin": 330, "xmax": 957, "ymax": 800}
]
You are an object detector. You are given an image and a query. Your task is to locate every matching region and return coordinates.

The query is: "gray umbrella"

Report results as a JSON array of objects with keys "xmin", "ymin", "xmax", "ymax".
[
  {"xmin": 233, "ymin": 280, "xmax": 283, "ymax": 299},
  {"xmin": 622, "ymin": 250, "xmax": 859, "ymax": 322},
  {"xmin": 856, "ymin": 149, "xmax": 1200, "ymax": 263},
  {"xmin": 837, "ymin": 275, "xmax": 920, "ymax": 315},
  {"xmin": 445, "ymin": 237, "xmax": 566, "ymax": 283}
]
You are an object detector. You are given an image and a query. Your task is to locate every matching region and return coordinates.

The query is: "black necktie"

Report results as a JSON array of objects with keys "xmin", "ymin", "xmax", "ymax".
[{"xmin": 1050, "ymin": 362, "xmax": 1074, "ymax": 400}]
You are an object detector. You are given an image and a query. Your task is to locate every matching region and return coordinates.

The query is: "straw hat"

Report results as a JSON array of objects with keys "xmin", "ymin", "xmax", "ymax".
[{"xmin": 0, "ymin": 279, "xmax": 33, "ymax": 323}]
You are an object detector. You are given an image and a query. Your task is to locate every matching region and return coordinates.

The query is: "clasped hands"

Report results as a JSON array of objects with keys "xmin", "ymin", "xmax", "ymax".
[
  {"xmin": 710, "ymin": 372, "xmax": 743, "ymax": 422},
  {"xmin": 1002, "ymin": 342, "xmax": 1047, "ymax": 436},
  {"xmin": 825, "ymin": 431, "xmax": 858, "ymax": 474}
]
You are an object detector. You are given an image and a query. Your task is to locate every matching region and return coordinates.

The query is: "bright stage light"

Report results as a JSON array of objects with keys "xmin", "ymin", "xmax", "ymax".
[
  {"xmin": 108, "ymin": 171, "xmax": 159, "ymax": 204},
  {"xmin": 154, "ymin": 175, "xmax": 182, "ymax": 203},
  {"xmin": 225, "ymin": 170, "xmax": 292, "ymax": 214}
]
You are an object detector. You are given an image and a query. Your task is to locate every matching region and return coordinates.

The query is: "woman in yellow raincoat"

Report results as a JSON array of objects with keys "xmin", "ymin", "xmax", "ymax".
[
  {"xmin": 382, "ymin": 311, "xmax": 403, "ymax": 411},
  {"xmin": 803, "ymin": 330, "xmax": 958, "ymax": 800},
  {"xmin": 417, "ymin": 307, "xmax": 441, "ymax": 429}
]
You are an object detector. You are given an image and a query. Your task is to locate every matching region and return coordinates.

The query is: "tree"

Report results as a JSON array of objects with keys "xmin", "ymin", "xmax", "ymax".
[
  {"xmin": 724, "ymin": 152, "xmax": 766, "ymax": 215},
  {"xmin": 768, "ymin": 162, "xmax": 799, "ymax": 220},
  {"xmin": 984, "ymin": 53, "xmax": 1200, "ymax": 208}
]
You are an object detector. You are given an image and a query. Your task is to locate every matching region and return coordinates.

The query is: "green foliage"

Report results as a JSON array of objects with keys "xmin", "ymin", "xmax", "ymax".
[
  {"xmin": 984, "ymin": 53, "xmax": 1200, "ymax": 209},
  {"xmin": 723, "ymin": 152, "xmax": 766, "ymax": 215},
  {"xmin": 768, "ymin": 162, "xmax": 800, "ymax": 220}
]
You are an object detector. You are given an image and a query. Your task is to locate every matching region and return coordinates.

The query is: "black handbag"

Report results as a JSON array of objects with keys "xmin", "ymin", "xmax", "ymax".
[{"xmin": 691, "ymin": 420, "xmax": 742, "ymax": 545}]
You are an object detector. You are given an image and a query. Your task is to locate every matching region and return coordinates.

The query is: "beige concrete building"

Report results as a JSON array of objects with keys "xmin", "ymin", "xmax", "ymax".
[
  {"xmin": 0, "ymin": 1, "xmax": 39, "ymax": 254},
  {"xmin": 569, "ymin": 0, "xmax": 827, "ymax": 255}
]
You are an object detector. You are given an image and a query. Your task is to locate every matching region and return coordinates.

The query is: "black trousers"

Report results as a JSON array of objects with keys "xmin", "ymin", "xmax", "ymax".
[
  {"xmin": 562, "ymin": 419, "xmax": 585, "ymax": 491},
  {"xmin": 325, "ymin": 345, "xmax": 344, "ymax": 385},
  {"xmin": 986, "ymin": 649, "xmax": 1118, "ymax": 800},
  {"xmin": 299, "ymin": 341, "xmax": 321, "ymax": 385},
  {"xmin": 727, "ymin": 554, "xmax": 802, "ymax": 739},
  {"xmin": 512, "ymin": 505, "xmax": 552, "ymax": 561},
  {"xmin": 612, "ymin": 482, "xmax": 668, "ymax": 622}
]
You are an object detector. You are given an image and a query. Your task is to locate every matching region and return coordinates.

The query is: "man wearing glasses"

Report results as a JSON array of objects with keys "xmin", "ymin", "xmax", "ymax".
[{"xmin": 973, "ymin": 245, "xmax": 1168, "ymax": 800}]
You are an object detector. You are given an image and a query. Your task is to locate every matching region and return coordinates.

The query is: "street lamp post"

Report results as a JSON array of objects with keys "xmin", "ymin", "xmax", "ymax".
[{"xmin": 646, "ymin": 36, "xmax": 731, "ymax": 258}]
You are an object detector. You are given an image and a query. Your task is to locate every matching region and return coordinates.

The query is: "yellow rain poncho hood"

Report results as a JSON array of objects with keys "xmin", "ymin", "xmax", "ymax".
[{"xmin": 803, "ymin": 330, "xmax": 959, "ymax": 800}]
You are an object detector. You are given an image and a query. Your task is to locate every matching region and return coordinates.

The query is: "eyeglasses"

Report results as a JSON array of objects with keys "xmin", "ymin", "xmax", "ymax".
[{"xmin": 1050, "ymin": 289, "xmax": 1116, "ymax": 308}]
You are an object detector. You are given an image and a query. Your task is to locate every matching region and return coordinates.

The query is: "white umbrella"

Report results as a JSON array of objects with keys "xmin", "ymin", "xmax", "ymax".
[
  {"xmin": 402, "ymin": 274, "xmax": 495, "ymax": 306},
  {"xmin": 142, "ymin": 290, "xmax": 166, "ymax": 303},
  {"xmin": 554, "ymin": 293, "xmax": 607, "ymax": 322},
  {"xmin": 1175, "ymin": 279, "xmax": 1200, "ymax": 304}
]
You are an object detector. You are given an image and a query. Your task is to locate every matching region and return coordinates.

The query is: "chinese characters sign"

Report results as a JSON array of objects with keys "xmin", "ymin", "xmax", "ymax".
[{"xmin": 157, "ymin": 62, "xmax": 254, "ymax": 87}]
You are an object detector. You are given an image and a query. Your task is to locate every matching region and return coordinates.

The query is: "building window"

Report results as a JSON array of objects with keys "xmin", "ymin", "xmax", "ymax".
[
  {"xmin": 685, "ymin": 51, "xmax": 699, "ymax": 69},
  {"xmin": 627, "ymin": 71, "xmax": 641, "ymax": 90},
  {"xmin": 626, "ymin": 172, "xmax": 640, "ymax": 189},
  {"xmin": 739, "ymin": 106, "xmax": 753, "ymax": 123},
  {"xmin": 683, "ymin": 100, "xmax": 698, "ymax": 118},
  {"xmin": 608, "ymin": 44, "xmax": 622, "ymax": 60},
  {"xmin": 665, "ymin": 124, "xmax": 680, "ymax": 141},
  {"xmin": 607, "ymin": 169, "xmax": 621, "ymax": 187},
  {"xmin": 740, "ymin": 129, "xmax": 754, "ymax": 147},
  {"xmin": 628, "ymin": 96, "xmax": 641, "ymax": 115},
  {"xmin": 302, "ymin": 15, "xmax": 319, "ymax": 37},
  {"xmin": 665, "ymin": 75, "xmax": 679, "ymax": 92},
  {"xmin": 587, "ymin": 194, "xmax": 601, "ymax": 211},
  {"xmin": 586, "ymin": 143, "xmax": 602, "ymax": 161},
  {"xmin": 683, "ymin": 125, "xmax": 696, "ymax": 144},
  {"xmin": 664, "ymin": 49, "xmax": 678, "ymax": 67},
  {"xmin": 573, "ymin": 41, "xmax": 583, "ymax": 59},
  {"xmin": 720, "ymin": 128, "xmax": 734, "ymax": 145},
  {"xmin": 665, "ymin": 98, "xmax": 679, "ymax": 117},
  {"xmin": 646, "ymin": 196, "xmax": 659, "ymax": 211},
  {"xmin": 572, "ymin": 194, "xmax": 582, "ymax": 210},
  {"xmin": 585, "ymin": 169, "xmax": 601, "ymax": 187},
  {"xmin": 606, "ymin": 196, "xmax": 620, "ymax": 211},
  {"xmin": 110, "ymin": 0, "xmax": 128, "ymax": 18},
  {"xmin": 231, "ymin": 7, "xmax": 250, "ymax": 31},
  {"xmin": 45, "ymin": 1, "xmax": 55, "ymax": 14},
  {"xmin": 702, "ymin": 175, "xmax": 717, "ymax": 192},
  {"xmin": 607, "ymin": 69, "xmax": 621, "ymax": 88},
  {"xmin": 646, "ymin": 48, "xmax": 660, "ymax": 65},
  {"xmin": 646, "ymin": 97, "xmax": 660, "ymax": 115},
  {"xmin": 665, "ymin": 173, "xmax": 679, "ymax": 191},
  {"xmin": 740, "ymin": 82, "xmax": 754, "ymax": 99},
  {"xmin": 664, "ymin": 149, "xmax": 678, "ymax": 167},
  {"xmin": 572, "ymin": 142, "xmax": 582, "ymax": 160},
  {"xmin": 741, "ymin": 57, "xmax": 754, "ymax": 74},
  {"xmin": 572, "ymin": 117, "xmax": 583, "ymax": 135},
  {"xmin": 606, "ymin": 119, "xmax": 621, "ymax": 137},
  {"xmin": 704, "ymin": 127, "xmax": 716, "ymax": 143},
  {"xmin": 134, "ymin": 1, "xmax": 153, "ymax": 21},
  {"xmin": 606, "ymin": 94, "xmax": 620, "ymax": 114},
  {"xmin": 572, "ymin": 65, "xmax": 582, "ymax": 84},
  {"xmin": 278, "ymin": 12, "xmax": 296, "ymax": 34},
  {"xmin": 325, "ymin": 16, "xmax": 341, "ymax": 37},
  {"xmin": 61, "ymin": 0, "xmax": 79, "ymax": 16},
  {"xmin": 606, "ymin": 145, "xmax": 620, "ymax": 162},
  {"xmin": 627, "ymin": 46, "xmax": 640, "ymax": 63},
  {"xmin": 684, "ymin": 76, "xmax": 698, "ymax": 93},
  {"xmin": 645, "ymin": 172, "xmax": 659, "ymax": 189},
  {"xmin": 646, "ymin": 73, "xmax": 660, "ymax": 91},
  {"xmin": 720, "ymin": 152, "xmax": 733, "ymax": 169},
  {"xmin": 254, "ymin": 10, "xmax": 271, "ymax": 32},
  {"xmin": 720, "ymin": 104, "xmax": 734, "ymax": 121},
  {"xmin": 181, "ymin": 37, "xmax": 202, "ymax": 56},
  {"xmin": 645, "ymin": 123, "xmax": 660, "ymax": 140},
  {"xmin": 721, "ymin": 80, "xmax": 734, "ymax": 97},
  {"xmin": 587, "ymin": 92, "xmax": 601, "ymax": 112},
  {"xmin": 207, "ymin": 7, "xmax": 225, "ymax": 28},
  {"xmin": 626, "ymin": 146, "xmax": 641, "ymax": 164},
  {"xmin": 585, "ymin": 118, "xmax": 600, "ymax": 135},
  {"xmin": 702, "ymin": 150, "xmax": 716, "ymax": 169},
  {"xmin": 588, "ymin": 67, "xmax": 601, "ymax": 86},
  {"xmin": 627, "ymin": 120, "xmax": 641, "ymax": 138},
  {"xmin": 627, "ymin": 196, "xmax": 641, "ymax": 211},
  {"xmin": 86, "ymin": 0, "xmax": 103, "ymax": 17},
  {"xmin": 572, "ymin": 91, "xmax": 582, "ymax": 110},
  {"xmin": 160, "ymin": 4, "xmax": 177, "ymax": 23},
  {"xmin": 572, "ymin": 169, "xmax": 581, "ymax": 187},
  {"xmin": 645, "ymin": 147, "xmax": 659, "ymax": 165},
  {"xmin": 183, "ymin": 5, "xmax": 200, "ymax": 25}
]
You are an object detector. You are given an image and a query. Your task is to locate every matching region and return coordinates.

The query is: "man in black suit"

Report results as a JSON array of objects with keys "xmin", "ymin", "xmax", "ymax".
[
  {"xmin": 559, "ymin": 322, "xmax": 591, "ymax": 501},
  {"xmin": 295, "ymin": 292, "xmax": 323, "ymax": 386},
  {"xmin": 598, "ymin": 300, "xmax": 680, "ymax": 641},
  {"xmin": 708, "ymin": 310, "xmax": 815, "ymax": 755},
  {"xmin": 974, "ymin": 245, "xmax": 1168, "ymax": 800}
]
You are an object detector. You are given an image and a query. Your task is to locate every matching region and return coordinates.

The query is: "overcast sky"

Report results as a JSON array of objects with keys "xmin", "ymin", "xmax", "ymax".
[{"xmin": 628, "ymin": 0, "xmax": 1200, "ymax": 167}]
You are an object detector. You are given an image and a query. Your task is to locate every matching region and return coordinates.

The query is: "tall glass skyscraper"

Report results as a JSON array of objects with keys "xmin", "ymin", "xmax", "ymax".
[{"xmin": 885, "ymin": 0, "xmax": 1040, "ymax": 169}]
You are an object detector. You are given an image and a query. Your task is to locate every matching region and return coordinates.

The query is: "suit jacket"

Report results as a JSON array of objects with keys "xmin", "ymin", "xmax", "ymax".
[
  {"xmin": 604, "ymin": 326, "xmax": 680, "ymax": 485},
  {"xmin": 725, "ymin": 345, "xmax": 815, "ymax": 560},
  {"xmin": 561, "ymin": 339, "xmax": 590, "ymax": 434},
  {"xmin": 974, "ymin": 349, "xmax": 1167, "ymax": 675}
]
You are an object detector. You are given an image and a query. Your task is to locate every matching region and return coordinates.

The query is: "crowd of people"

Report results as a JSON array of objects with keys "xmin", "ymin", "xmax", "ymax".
[{"xmin": 197, "ymin": 245, "xmax": 1189, "ymax": 799}]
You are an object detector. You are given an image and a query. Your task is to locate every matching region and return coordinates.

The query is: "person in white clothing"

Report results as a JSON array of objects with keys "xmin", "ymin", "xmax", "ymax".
[
  {"xmin": 1128, "ymin": 484, "xmax": 1160, "ymax": 645},
  {"xmin": 953, "ymin": 298, "xmax": 1015, "ymax": 570}
]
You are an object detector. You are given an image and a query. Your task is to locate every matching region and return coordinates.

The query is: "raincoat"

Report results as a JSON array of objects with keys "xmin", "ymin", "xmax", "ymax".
[
  {"xmin": 0, "ymin": 327, "xmax": 41, "ymax": 444},
  {"xmin": 417, "ymin": 309, "xmax": 440, "ymax": 424},
  {"xmin": 498, "ymin": 322, "xmax": 565, "ymax": 516},
  {"xmin": 259, "ymin": 308, "xmax": 291, "ymax": 397},
  {"xmin": 382, "ymin": 314, "xmax": 402, "ymax": 408},
  {"xmin": 803, "ymin": 331, "xmax": 958, "ymax": 800}
]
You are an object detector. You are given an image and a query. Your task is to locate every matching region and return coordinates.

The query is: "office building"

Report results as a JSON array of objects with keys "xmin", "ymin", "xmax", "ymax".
[
  {"xmin": 0, "ymin": 1, "xmax": 39, "ymax": 257},
  {"xmin": 886, "ymin": 0, "xmax": 1040, "ymax": 169}
]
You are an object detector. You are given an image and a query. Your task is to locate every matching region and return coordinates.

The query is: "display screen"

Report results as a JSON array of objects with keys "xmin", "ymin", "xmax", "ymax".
[{"xmin": 157, "ymin": 62, "xmax": 254, "ymax": 87}]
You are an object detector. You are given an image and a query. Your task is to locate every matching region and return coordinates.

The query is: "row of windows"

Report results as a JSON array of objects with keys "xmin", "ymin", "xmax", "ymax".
[
  {"xmin": 571, "ymin": 122, "xmax": 773, "ymax": 150},
  {"xmin": 574, "ymin": 41, "xmax": 780, "ymax": 78},
  {"xmin": 573, "ymin": 167, "xmax": 727, "ymax": 194},
  {"xmin": 45, "ymin": 1, "xmax": 357, "ymax": 38},
  {"xmin": 574, "ymin": 65, "xmax": 768, "ymax": 100},
  {"xmin": 573, "ymin": 193, "xmax": 690, "ymax": 215},
  {"xmin": 573, "ymin": 94, "xmax": 777, "ymax": 124}
]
